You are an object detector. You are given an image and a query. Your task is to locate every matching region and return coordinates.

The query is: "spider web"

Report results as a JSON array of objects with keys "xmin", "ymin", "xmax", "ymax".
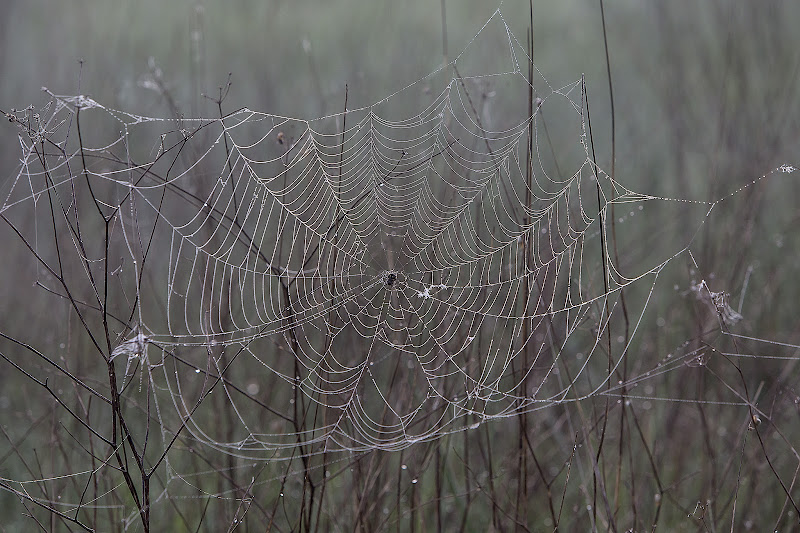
[
  {"xmin": 2, "ymin": 8, "xmax": 798, "ymax": 529},
  {"xmin": 148, "ymin": 35, "xmax": 629, "ymax": 452}
]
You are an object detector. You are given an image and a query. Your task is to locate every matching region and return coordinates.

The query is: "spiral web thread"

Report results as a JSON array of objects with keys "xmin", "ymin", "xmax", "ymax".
[{"xmin": 2, "ymin": 9, "xmax": 797, "ymax": 526}]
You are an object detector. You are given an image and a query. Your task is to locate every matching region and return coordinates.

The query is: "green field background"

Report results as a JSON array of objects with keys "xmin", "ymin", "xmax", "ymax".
[{"xmin": 1, "ymin": 1, "xmax": 800, "ymax": 531}]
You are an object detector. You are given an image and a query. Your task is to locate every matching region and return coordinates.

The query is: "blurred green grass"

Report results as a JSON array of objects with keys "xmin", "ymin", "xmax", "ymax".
[
  {"xmin": 3, "ymin": 0, "xmax": 798, "ymax": 196},
  {"xmin": 2, "ymin": 1, "xmax": 800, "ymax": 531}
]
